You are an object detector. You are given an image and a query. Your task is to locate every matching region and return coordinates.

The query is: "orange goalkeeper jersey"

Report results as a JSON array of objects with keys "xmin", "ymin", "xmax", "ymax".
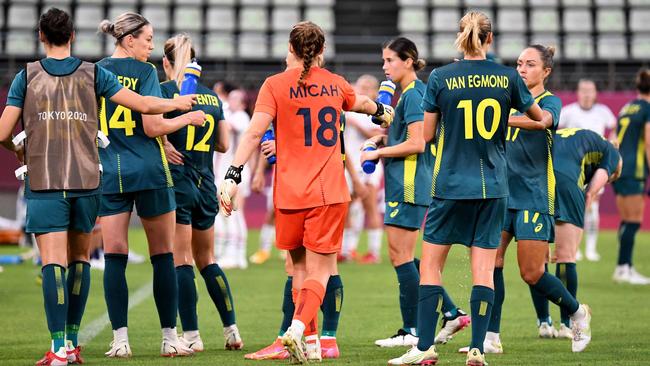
[{"xmin": 255, "ymin": 66, "xmax": 356, "ymax": 209}]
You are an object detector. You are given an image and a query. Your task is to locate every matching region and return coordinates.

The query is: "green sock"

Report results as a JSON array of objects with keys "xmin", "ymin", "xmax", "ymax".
[
  {"xmin": 618, "ymin": 221, "xmax": 640, "ymax": 266},
  {"xmin": 176, "ymin": 265, "xmax": 198, "ymax": 332},
  {"xmin": 441, "ymin": 288, "xmax": 458, "ymax": 319},
  {"xmin": 201, "ymin": 263, "xmax": 236, "ymax": 326},
  {"xmin": 151, "ymin": 253, "xmax": 178, "ymax": 328},
  {"xmin": 470, "ymin": 285, "xmax": 494, "ymax": 354},
  {"xmin": 103, "ymin": 254, "xmax": 129, "ymax": 330},
  {"xmin": 395, "ymin": 261, "xmax": 419, "ymax": 334},
  {"xmin": 557, "ymin": 263, "xmax": 578, "ymax": 327},
  {"xmin": 279, "ymin": 276, "xmax": 294, "ymax": 336},
  {"xmin": 66, "ymin": 261, "xmax": 90, "ymax": 347},
  {"xmin": 42, "ymin": 264, "xmax": 68, "ymax": 351},
  {"xmin": 532, "ymin": 272, "xmax": 579, "ymax": 316},
  {"xmin": 416, "ymin": 285, "xmax": 443, "ymax": 351},
  {"xmin": 487, "ymin": 267, "xmax": 504, "ymax": 333},
  {"xmin": 529, "ymin": 264, "xmax": 551, "ymax": 325},
  {"xmin": 321, "ymin": 275, "xmax": 343, "ymax": 337}
]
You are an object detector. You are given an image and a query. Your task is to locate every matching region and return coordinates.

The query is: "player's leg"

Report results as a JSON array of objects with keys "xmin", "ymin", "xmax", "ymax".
[
  {"xmin": 554, "ymin": 222, "xmax": 582, "ymax": 339},
  {"xmin": 173, "ymin": 223, "xmax": 202, "ymax": 351},
  {"xmin": 583, "ymin": 194, "xmax": 601, "ymax": 261},
  {"xmin": 361, "ymin": 184, "xmax": 383, "ymax": 263},
  {"xmin": 250, "ymin": 191, "xmax": 275, "ymax": 264},
  {"xmin": 341, "ymin": 199, "xmax": 363, "ymax": 262},
  {"xmin": 614, "ymin": 194, "xmax": 648, "ymax": 284},
  {"xmin": 232, "ymin": 194, "xmax": 248, "ymax": 269},
  {"xmin": 320, "ymin": 267, "xmax": 343, "ymax": 359}
]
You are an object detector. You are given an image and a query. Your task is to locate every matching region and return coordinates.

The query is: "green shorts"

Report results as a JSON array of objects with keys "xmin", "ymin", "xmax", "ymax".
[
  {"xmin": 173, "ymin": 170, "xmax": 218, "ymax": 230},
  {"xmin": 555, "ymin": 176, "xmax": 585, "ymax": 228},
  {"xmin": 99, "ymin": 187, "xmax": 176, "ymax": 218},
  {"xmin": 384, "ymin": 201, "xmax": 427, "ymax": 230},
  {"xmin": 613, "ymin": 177, "xmax": 646, "ymax": 196},
  {"xmin": 503, "ymin": 209, "xmax": 555, "ymax": 242},
  {"xmin": 26, "ymin": 195, "xmax": 99, "ymax": 234},
  {"xmin": 423, "ymin": 197, "xmax": 507, "ymax": 249}
]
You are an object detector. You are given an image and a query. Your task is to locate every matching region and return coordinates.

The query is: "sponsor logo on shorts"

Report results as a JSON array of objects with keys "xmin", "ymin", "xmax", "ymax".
[
  {"xmin": 388, "ymin": 201, "xmax": 399, "ymax": 208},
  {"xmin": 535, "ymin": 223, "xmax": 543, "ymax": 233},
  {"xmin": 390, "ymin": 209, "xmax": 399, "ymax": 218}
]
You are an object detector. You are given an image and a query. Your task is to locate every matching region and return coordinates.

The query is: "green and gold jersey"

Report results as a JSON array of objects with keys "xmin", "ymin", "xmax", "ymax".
[
  {"xmin": 422, "ymin": 60, "xmax": 535, "ymax": 199},
  {"xmin": 161, "ymin": 81, "xmax": 224, "ymax": 183},
  {"xmin": 506, "ymin": 91, "xmax": 561, "ymax": 214},
  {"xmin": 553, "ymin": 128, "xmax": 620, "ymax": 190},
  {"xmin": 384, "ymin": 79, "xmax": 433, "ymax": 206},
  {"xmin": 96, "ymin": 57, "xmax": 172, "ymax": 194},
  {"xmin": 616, "ymin": 99, "xmax": 650, "ymax": 180}
]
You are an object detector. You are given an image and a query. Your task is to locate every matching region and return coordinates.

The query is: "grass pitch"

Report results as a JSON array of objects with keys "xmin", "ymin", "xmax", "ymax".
[{"xmin": 1, "ymin": 229, "xmax": 649, "ymax": 365}]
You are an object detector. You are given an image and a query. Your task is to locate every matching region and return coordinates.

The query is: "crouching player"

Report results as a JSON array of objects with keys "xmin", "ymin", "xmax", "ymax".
[
  {"xmin": 546, "ymin": 128, "xmax": 621, "ymax": 338},
  {"xmin": 160, "ymin": 34, "xmax": 243, "ymax": 352},
  {"xmin": 0, "ymin": 8, "xmax": 198, "ymax": 365}
]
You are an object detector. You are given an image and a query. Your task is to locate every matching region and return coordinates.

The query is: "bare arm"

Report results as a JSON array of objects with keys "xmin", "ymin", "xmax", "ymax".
[
  {"xmin": 524, "ymin": 103, "xmax": 544, "ymax": 121},
  {"xmin": 508, "ymin": 109, "xmax": 554, "ymax": 131},
  {"xmin": 142, "ymin": 111, "xmax": 206, "ymax": 138},
  {"xmin": 376, "ymin": 122, "xmax": 425, "ymax": 158},
  {"xmin": 215, "ymin": 119, "xmax": 230, "ymax": 153},
  {"xmin": 0, "ymin": 106, "xmax": 21, "ymax": 150},
  {"xmin": 231, "ymin": 112, "xmax": 274, "ymax": 168},
  {"xmin": 585, "ymin": 168, "xmax": 610, "ymax": 210},
  {"xmin": 350, "ymin": 94, "xmax": 379, "ymax": 115},
  {"xmin": 109, "ymin": 88, "xmax": 196, "ymax": 115},
  {"xmin": 423, "ymin": 111, "xmax": 439, "ymax": 142}
]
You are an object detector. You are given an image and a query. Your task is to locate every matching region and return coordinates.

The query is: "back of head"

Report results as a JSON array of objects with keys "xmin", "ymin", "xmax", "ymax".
[
  {"xmin": 383, "ymin": 37, "xmax": 427, "ymax": 71},
  {"xmin": 39, "ymin": 8, "xmax": 74, "ymax": 46},
  {"xmin": 99, "ymin": 12, "xmax": 149, "ymax": 45},
  {"xmin": 163, "ymin": 34, "xmax": 196, "ymax": 89},
  {"xmin": 289, "ymin": 21, "xmax": 325, "ymax": 87},
  {"xmin": 454, "ymin": 11, "xmax": 492, "ymax": 57},
  {"xmin": 636, "ymin": 69, "xmax": 650, "ymax": 95}
]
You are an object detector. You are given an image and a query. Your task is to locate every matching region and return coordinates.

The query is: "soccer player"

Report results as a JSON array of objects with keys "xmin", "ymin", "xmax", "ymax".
[
  {"xmin": 388, "ymin": 12, "xmax": 545, "ymax": 366},
  {"xmin": 482, "ymin": 45, "xmax": 592, "ymax": 354},
  {"xmin": 159, "ymin": 34, "xmax": 244, "ymax": 352},
  {"xmin": 612, "ymin": 69, "xmax": 650, "ymax": 285},
  {"xmin": 98, "ymin": 12, "xmax": 206, "ymax": 357},
  {"xmin": 249, "ymin": 144, "xmax": 277, "ymax": 264},
  {"xmin": 362, "ymin": 37, "xmax": 469, "ymax": 350},
  {"xmin": 548, "ymin": 128, "xmax": 622, "ymax": 338},
  {"xmin": 341, "ymin": 75, "xmax": 384, "ymax": 264},
  {"xmin": 0, "ymin": 8, "xmax": 198, "ymax": 365},
  {"xmin": 218, "ymin": 21, "xmax": 393, "ymax": 363},
  {"xmin": 559, "ymin": 79, "xmax": 618, "ymax": 261}
]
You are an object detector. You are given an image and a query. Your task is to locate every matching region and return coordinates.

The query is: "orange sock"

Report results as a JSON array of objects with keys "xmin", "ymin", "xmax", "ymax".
[
  {"xmin": 304, "ymin": 316, "xmax": 319, "ymax": 337},
  {"xmin": 293, "ymin": 279, "xmax": 325, "ymax": 329}
]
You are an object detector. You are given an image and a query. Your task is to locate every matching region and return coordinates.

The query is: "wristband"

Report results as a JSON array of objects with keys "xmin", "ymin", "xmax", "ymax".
[
  {"xmin": 372, "ymin": 101, "xmax": 385, "ymax": 117},
  {"xmin": 225, "ymin": 165, "xmax": 244, "ymax": 184}
]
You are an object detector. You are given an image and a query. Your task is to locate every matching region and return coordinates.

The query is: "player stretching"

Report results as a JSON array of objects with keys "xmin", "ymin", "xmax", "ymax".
[
  {"xmin": 160, "ymin": 34, "xmax": 243, "ymax": 352},
  {"xmin": 362, "ymin": 37, "xmax": 469, "ymax": 350},
  {"xmin": 218, "ymin": 21, "xmax": 393, "ymax": 363},
  {"xmin": 612, "ymin": 69, "xmax": 650, "ymax": 285},
  {"xmin": 389, "ymin": 11, "xmax": 544, "ymax": 366},
  {"xmin": 548, "ymin": 128, "xmax": 621, "ymax": 339},
  {"xmin": 98, "ymin": 12, "xmax": 205, "ymax": 357},
  {"xmin": 0, "ymin": 8, "xmax": 198, "ymax": 365}
]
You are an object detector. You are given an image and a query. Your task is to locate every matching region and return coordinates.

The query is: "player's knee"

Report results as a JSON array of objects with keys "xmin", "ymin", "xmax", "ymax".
[
  {"xmin": 519, "ymin": 267, "xmax": 543, "ymax": 285},
  {"xmin": 103, "ymin": 241, "xmax": 129, "ymax": 255},
  {"xmin": 193, "ymin": 255, "xmax": 213, "ymax": 270}
]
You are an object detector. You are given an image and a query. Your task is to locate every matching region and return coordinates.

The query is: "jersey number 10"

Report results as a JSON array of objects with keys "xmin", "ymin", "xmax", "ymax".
[{"xmin": 457, "ymin": 98, "xmax": 502, "ymax": 140}]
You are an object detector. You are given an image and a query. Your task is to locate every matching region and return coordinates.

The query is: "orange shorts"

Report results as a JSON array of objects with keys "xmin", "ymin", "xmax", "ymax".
[{"xmin": 275, "ymin": 202, "xmax": 349, "ymax": 254}]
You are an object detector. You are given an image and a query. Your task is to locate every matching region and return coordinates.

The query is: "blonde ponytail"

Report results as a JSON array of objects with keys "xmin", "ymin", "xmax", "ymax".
[
  {"xmin": 163, "ymin": 34, "xmax": 196, "ymax": 89},
  {"xmin": 454, "ymin": 11, "xmax": 492, "ymax": 56}
]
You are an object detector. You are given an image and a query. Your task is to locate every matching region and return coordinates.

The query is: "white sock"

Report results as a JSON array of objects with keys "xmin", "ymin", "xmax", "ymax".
[
  {"xmin": 162, "ymin": 327, "xmax": 177, "ymax": 341},
  {"xmin": 584, "ymin": 203, "xmax": 599, "ymax": 253},
  {"xmin": 289, "ymin": 319, "xmax": 306, "ymax": 338},
  {"xmin": 183, "ymin": 330, "xmax": 200, "ymax": 340},
  {"xmin": 259, "ymin": 224, "xmax": 275, "ymax": 252},
  {"xmin": 305, "ymin": 334, "xmax": 319, "ymax": 343},
  {"xmin": 367, "ymin": 228, "xmax": 383, "ymax": 256},
  {"xmin": 320, "ymin": 335, "xmax": 336, "ymax": 340},
  {"xmin": 234, "ymin": 210, "xmax": 248, "ymax": 263},
  {"xmin": 486, "ymin": 331, "xmax": 500, "ymax": 342},
  {"xmin": 570, "ymin": 306, "xmax": 586, "ymax": 322},
  {"xmin": 114, "ymin": 327, "xmax": 129, "ymax": 342},
  {"xmin": 214, "ymin": 215, "xmax": 226, "ymax": 259}
]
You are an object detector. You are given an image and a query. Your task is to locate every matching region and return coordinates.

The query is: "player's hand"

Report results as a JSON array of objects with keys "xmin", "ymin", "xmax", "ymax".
[
  {"xmin": 175, "ymin": 94, "xmax": 198, "ymax": 111},
  {"xmin": 14, "ymin": 144, "xmax": 24, "ymax": 164},
  {"xmin": 186, "ymin": 110, "xmax": 207, "ymax": 126},
  {"xmin": 163, "ymin": 141, "xmax": 184, "ymax": 165},
  {"xmin": 251, "ymin": 171, "xmax": 265, "ymax": 193},
  {"xmin": 373, "ymin": 103, "xmax": 394, "ymax": 128},
  {"xmin": 351, "ymin": 179, "xmax": 368, "ymax": 200},
  {"xmin": 218, "ymin": 179, "xmax": 239, "ymax": 217},
  {"xmin": 360, "ymin": 149, "xmax": 380, "ymax": 165},
  {"xmin": 261, "ymin": 140, "xmax": 276, "ymax": 158},
  {"xmin": 365, "ymin": 134, "xmax": 387, "ymax": 148}
]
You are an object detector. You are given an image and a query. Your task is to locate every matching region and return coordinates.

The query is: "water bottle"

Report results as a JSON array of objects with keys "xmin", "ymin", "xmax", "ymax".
[
  {"xmin": 179, "ymin": 60, "xmax": 201, "ymax": 95},
  {"xmin": 362, "ymin": 141, "xmax": 378, "ymax": 174},
  {"xmin": 0, "ymin": 255, "xmax": 22, "ymax": 265},
  {"xmin": 371, "ymin": 80, "xmax": 396, "ymax": 125},
  {"xmin": 260, "ymin": 129, "xmax": 277, "ymax": 164}
]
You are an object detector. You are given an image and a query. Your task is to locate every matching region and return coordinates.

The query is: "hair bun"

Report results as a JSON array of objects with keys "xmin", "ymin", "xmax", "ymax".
[
  {"xmin": 98, "ymin": 20, "xmax": 115, "ymax": 35},
  {"xmin": 414, "ymin": 58, "xmax": 427, "ymax": 71},
  {"xmin": 546, "ymin": 46, "xmax": 556, "ymax": 58}
]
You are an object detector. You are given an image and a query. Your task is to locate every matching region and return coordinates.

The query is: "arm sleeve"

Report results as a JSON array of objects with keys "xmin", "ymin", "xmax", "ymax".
[
  {"xmin": 254, "ymin": 79, "xmax": 277, "ymax": 118},
  {"xmin": 139, "ymin": 66, "xmax": 162, "ymax": 98},
  {"xmin": 6, "ymin": 70, "xmax": 26, "ymax": 108},
  {"xmin": 403, "ymin": 90, "xmax": 425, "ymax": 124},
  {"xmin": 94, "ymin": 65, "xmax": 123, "ymax": 99},
  {"xmin": 541, "ymin": 95, "xmax": 562, "ymax": 130},
  {"xmin": 339, "ymin": 77, "xmax": 357, "ymax": 111},
  {"xmin": 421, "ymin": 69, "xmax": 440, "ymax": 113},
  {"xmin": 510, "ymin": 72, "xmax": 535, "ymax": 113}
]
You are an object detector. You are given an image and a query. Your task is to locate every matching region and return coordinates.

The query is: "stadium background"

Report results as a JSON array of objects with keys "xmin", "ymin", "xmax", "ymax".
[{"xmin": 0, "ymin": 0, "xmax": 648, "ymax": 228}]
